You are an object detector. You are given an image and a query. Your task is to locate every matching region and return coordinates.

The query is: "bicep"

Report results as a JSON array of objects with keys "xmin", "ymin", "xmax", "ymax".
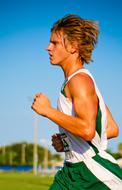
[
  {"xmin": 73, "ymin": 92, "xmax": 98, "ymax": 128},
  {"xmin": 71, "ymin": 77, "xmax": 98, "ymax": 136}
]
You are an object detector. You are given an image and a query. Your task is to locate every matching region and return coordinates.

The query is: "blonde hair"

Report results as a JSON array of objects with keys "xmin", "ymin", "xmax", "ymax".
[{"xmin": 51, "ymin": 14, "xmax": 99, "ymax": 64}]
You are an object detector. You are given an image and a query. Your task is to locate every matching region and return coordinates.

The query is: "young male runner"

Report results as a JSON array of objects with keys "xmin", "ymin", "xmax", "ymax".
[{"xmin": 32, "ymin": 14, "xmax": 122, "ymax": 189}]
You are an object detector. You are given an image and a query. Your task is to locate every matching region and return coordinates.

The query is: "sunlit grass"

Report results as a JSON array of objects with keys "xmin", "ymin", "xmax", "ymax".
[{"xmin": 0, "ymin": 171, "xmax": 54, "ymax": 190}]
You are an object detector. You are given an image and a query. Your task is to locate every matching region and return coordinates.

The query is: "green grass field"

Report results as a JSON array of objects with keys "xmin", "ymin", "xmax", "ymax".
[{"xmin": 0, "ymin": 171, "xmax": 54, "ymax": 190}]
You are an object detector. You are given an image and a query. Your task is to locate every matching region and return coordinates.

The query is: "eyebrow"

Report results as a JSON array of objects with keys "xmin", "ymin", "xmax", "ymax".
[{"xmin": 50, "ymin": 40, "xmax": 59, "ymax": 44}]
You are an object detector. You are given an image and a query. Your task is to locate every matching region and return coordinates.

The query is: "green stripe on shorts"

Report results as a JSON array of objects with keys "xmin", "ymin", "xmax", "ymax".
[
  {"xmin": 49, "ymin": 161, "xmax": 110, "ymax": 190},
  {"xmin": 93, "ymin": 154, "xmax": 122, "ymax": 179}
]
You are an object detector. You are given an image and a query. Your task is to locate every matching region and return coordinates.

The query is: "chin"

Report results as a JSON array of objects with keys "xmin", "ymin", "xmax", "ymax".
[
  {"xmin": 50, "ymin": 61, "xmax": 55, "ymax": 65},
  {"xmin": 50, "ymin": 61, "xmax": 59, "ymax": 66}
]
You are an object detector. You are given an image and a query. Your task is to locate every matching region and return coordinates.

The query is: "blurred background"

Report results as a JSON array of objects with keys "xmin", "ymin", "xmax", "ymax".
[{"xmin": 0, "ymin": 0, "xmax": 122, "ymax": 189}]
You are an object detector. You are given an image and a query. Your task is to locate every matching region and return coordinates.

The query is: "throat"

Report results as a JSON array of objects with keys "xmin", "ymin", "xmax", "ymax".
[{"xmin": 64, "ymin": 64, "xmax": 84, "ymax": 79}]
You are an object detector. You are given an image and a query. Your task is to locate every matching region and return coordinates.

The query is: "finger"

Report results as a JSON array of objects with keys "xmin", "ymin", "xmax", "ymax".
[
  {"xmin": 35, "ymin": 93, "xmax": 42, "ymax": 98},
  {"xmin": 53, "ymin": 145, "xmax": 64, "ymax": 152},
  {"xmin": 52, "ymin": 143, "xmax": 63, "ymax": 150},
  {"xmin": 31, "ymin": 102, "xmax": 36, "ymax": 110},
  {"xmin": 52, "ymin": 139, "xmax": 61, "ymax": 145},
  {"xmin": 31, "ymin": 103, "xmax": 34, "ymax": 109},
  {"xmin": 55, "ymin": 148, "xmax": 63, "ymax": 152},
  {"xmin": 52, "ymin": 133, "xmax": 61, "ymax": 139},
  {"xmin": 52, "ymin": 133, "xmax": 58, "ymax": 137},
  {"xmin": 52, "ymin": 138, "xmax": 61, "ymax": 145},
  {"xmin": 33, "ymin": 96, "xmax": 37, "ymax": 102},
  {"xmin": 31, "ymin": 105, "xmax": 35, "ymax": 111},
  {"xmin": 33, "ymin": 93, "xmax": 41, "ymax": 101},
  {"xmin": 52, "ymin": 141, "xmax": 63, "ymax": 148}
]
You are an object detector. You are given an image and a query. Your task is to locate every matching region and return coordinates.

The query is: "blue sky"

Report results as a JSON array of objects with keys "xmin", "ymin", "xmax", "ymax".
[{"xmin": 0, "ymin": 0, "xmax": 122, "ymax": 152}]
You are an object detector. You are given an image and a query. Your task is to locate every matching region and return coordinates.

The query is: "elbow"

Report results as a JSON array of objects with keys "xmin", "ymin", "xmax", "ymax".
[
  {"xmin": 107, "ymin": 124, "xmax": 119, "ymax": 139},
  {"xmin": 85, "ymin": 130, "xmax": 95, "ymax": 141},
  {"xmin": 112, "ymin": 124, "xmax": 119, "ymax": 138},
  {"xmin": 114, "ymin": 126, "xmax": 119, "ymax": 137},
  {"xmin": 79, "ymin": 127, "xmax": 95, "ymax": 141}
]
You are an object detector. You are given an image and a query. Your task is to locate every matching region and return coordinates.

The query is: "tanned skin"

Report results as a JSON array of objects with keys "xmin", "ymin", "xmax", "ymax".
[{"xmin": 31, "ymin": 31, "xmax": 119, "ymax": 152}]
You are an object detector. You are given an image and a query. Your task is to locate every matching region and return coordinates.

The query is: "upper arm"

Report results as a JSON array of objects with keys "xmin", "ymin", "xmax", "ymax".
[{"xmin": 69, "ymin": 73, "xmax": 98, "ymax": 139}]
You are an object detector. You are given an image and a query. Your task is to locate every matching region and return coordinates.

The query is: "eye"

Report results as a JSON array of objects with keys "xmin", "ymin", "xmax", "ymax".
[
  {"xmin": 50, "ymin": 40, "xmax": 59, "ymax": 45},
  {"xmin": 53, "ymin": 41, "xmax": 57, "ymax": 45}
]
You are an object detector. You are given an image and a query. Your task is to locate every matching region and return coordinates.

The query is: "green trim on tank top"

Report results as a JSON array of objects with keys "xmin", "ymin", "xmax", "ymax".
[
  {"xmin": 87, "ymin": 106, "xmax": 102, "ymax": 154},
  {"xmin": 61, "ymin": 78, "xmax": 102, "ymax": 140},
  {"xmin": 87, "ymin": 141, "xmax": 99, "ymax": 154},
  {"xmin": 61, "ymin": 78, "xmax": 102, "ymax": 155},
  {"xmin": 96, "ymin": 106, "xmax": 102, "ymax": 138},
  {"xmin": 61, "ymin": 78, "xmax": 68, "ymax": 97}
]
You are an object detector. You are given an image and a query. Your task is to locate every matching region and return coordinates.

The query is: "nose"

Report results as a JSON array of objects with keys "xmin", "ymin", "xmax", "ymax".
[{"xmin": 46, "ymin": 43, "xmax": 52, "ymax": 52}]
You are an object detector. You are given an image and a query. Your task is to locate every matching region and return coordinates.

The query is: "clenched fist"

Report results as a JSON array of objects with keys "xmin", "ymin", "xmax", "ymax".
[
  {"xmin": 52, "ymin": 133, "xmax": 64, "ymax": 152},
  {"xmin": 31, "ymin": 93, "xmax": 51, "ymax": 116}
]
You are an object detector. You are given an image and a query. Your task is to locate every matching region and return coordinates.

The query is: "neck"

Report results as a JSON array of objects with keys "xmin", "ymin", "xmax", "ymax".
[{"xmin": 61, "ymin": 58, "xmax": 84, "ymax": 79}]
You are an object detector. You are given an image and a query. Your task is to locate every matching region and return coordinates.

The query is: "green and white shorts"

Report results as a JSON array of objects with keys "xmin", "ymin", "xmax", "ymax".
[{"xmin": 49, "ymin": 154, "xmax": 122, "ymax": 190}]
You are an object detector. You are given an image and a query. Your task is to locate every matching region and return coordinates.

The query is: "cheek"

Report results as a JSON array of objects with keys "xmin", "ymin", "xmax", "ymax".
[
  {"xmin": 53, "ymin": 48, "xmax": 61, "ymax": 57},
  {"xmin": 56, "ymin": 46, "xmax": 66, "ymax": 55}
]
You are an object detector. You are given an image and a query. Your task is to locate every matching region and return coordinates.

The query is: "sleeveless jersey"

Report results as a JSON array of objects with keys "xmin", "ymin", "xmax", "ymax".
[
  {"xmin": 57, "ymin": 68, "xmax": 109, "ymax": 162},
  {"xmin": 55, "ymin": 69, "xmax": 122, "ymax": 189}
]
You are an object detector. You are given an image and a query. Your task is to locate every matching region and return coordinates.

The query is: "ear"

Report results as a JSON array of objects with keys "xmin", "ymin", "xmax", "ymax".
[{"xmin": 69, "ymin": 42, "xmax": 78, "ymax": 54}]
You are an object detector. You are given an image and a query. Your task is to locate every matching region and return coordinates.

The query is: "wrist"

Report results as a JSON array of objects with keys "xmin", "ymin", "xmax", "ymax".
[{"xmin": 42, "ymin": 106, "xmax": 53, "ymax": 117}]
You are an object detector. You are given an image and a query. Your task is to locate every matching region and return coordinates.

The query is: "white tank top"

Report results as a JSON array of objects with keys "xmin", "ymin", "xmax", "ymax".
[{"xmin": 57, "ymin": 68, "xmax": 108, "ymax": 163}]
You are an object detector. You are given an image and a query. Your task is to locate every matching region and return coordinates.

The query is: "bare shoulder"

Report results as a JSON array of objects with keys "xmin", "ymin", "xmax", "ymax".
[{"xmin": 68, "ymin": 73, "xmax": 95, "ymax": 97}]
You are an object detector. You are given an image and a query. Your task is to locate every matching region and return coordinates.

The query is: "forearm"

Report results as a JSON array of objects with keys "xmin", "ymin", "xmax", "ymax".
[
  {"xmin": 106, "ymin": 105, "xmax": 119, "ymax": 139},
  {"xmin": 31, "ymin": 93, "xmax": 96, "ymax": 141},
  {"xmin": 44, "ymin": 107, "xmax": 94, "ymax": 141}
]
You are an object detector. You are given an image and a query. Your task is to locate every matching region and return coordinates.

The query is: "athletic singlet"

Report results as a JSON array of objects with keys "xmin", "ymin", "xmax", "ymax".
[
  {"xmin": 57, "ymin": 69, "xmax": 115, "ymax": 163},
  {"xmin": 55, "ymin": 69, "xmax": 122, "ymax": 190}
]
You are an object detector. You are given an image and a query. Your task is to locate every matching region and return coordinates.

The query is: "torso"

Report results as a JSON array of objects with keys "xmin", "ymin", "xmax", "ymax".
[{"xmin": 58, "ymin": 68, "xmax": 108, "ymax": 163}]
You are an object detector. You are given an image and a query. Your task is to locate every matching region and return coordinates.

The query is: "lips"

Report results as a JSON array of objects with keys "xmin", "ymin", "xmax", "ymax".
[
  {"xmin": 49, "ymin": 54, "xmax": 53, "ymax": 60},
  {"xmin": 49, "ymin": 53, "xmax": 52, "ymax": 57}
]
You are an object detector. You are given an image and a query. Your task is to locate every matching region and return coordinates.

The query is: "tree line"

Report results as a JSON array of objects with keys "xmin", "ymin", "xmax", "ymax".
[
  {"xmin": 0, "ymin": 142, "xmax": 62, "ymax": 167},
  {"xmin": 0, "ymin": 141, "xmax": 122, "ymax": 166}
]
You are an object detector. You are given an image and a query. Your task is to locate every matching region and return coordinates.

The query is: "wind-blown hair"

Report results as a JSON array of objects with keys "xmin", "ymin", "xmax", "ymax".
[{"xmin": 51, "ymin": 14, "xmax": 99, "ymax": 64}]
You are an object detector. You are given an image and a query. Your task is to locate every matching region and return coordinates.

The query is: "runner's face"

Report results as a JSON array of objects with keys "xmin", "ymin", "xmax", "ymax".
[{"xmin": 47, "ymin": 32, "xmax": 71, "ymax": 66}]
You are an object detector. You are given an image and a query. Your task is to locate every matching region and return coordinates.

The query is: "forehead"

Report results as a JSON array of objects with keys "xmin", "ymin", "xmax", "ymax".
[{"xmin": 50, "ymin": 32, "xmax": 63, "ymax": 42}]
